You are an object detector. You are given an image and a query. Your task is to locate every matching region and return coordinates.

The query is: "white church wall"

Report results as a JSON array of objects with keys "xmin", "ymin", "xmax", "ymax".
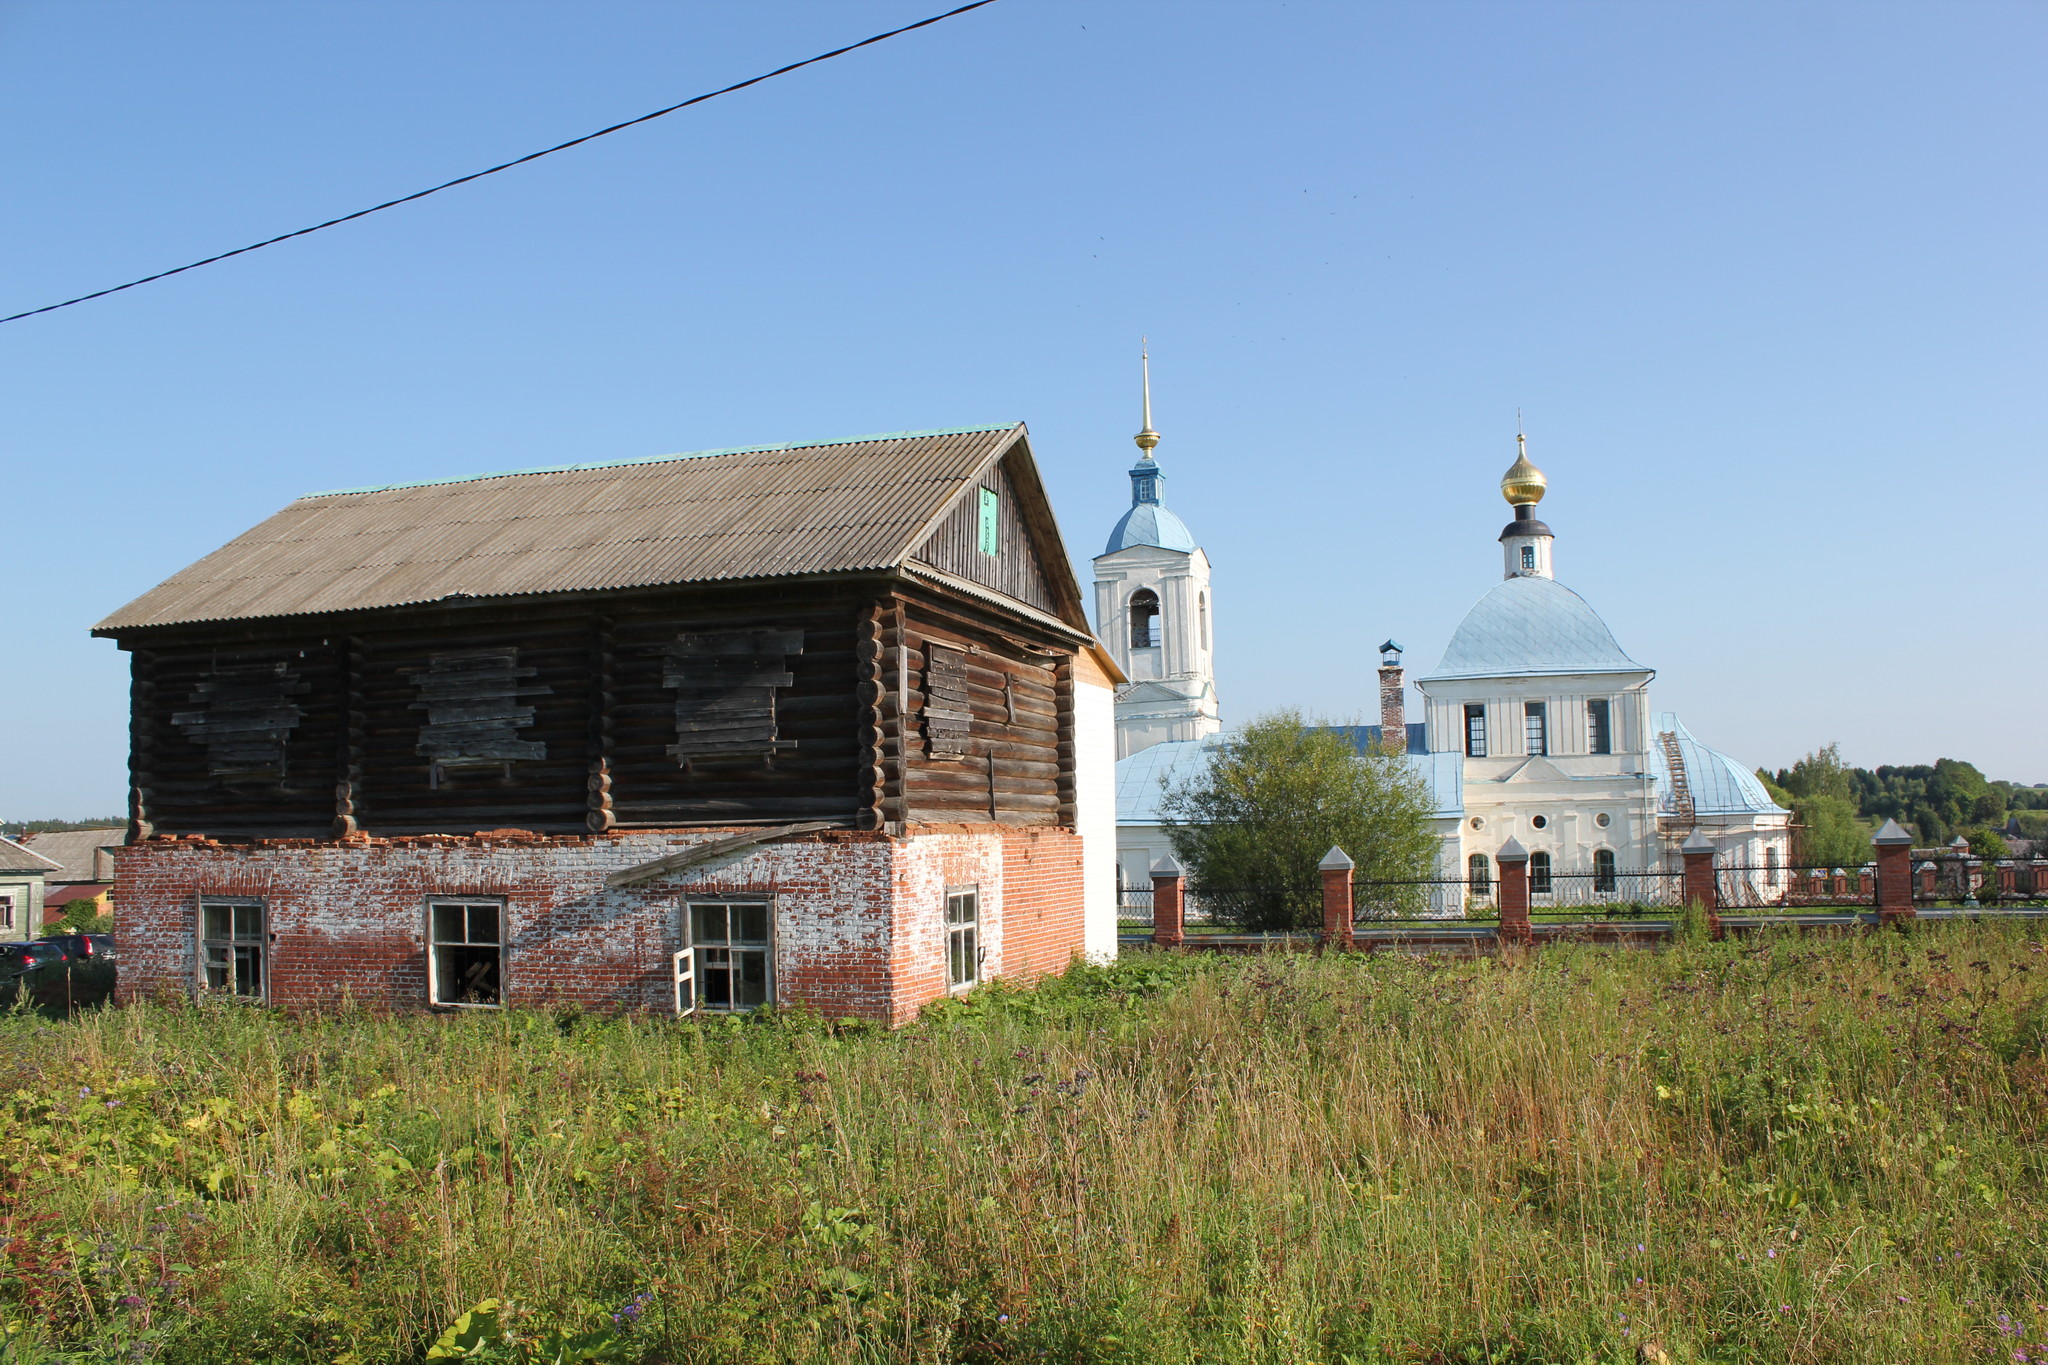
[{"xmin": 1072, "ymin": 660, "xmax": 1121, "ymax": 963}]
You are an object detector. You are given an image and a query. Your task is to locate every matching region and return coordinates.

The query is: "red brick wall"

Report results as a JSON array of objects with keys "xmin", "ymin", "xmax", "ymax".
[{"xmin": 113, "ymin": 823, "xmax": 1086, "ymax": 1023}]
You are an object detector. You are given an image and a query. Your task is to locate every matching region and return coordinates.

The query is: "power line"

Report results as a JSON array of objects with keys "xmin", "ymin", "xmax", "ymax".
[{"xmin": 1, "ymin": 0, "xmax": 1000, "ymax": 326}]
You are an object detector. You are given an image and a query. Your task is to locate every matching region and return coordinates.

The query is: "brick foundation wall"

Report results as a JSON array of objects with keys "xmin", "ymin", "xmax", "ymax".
[{"xmin": 114, "ymin": 824, "xmax": 1086, "ymax": 1024}]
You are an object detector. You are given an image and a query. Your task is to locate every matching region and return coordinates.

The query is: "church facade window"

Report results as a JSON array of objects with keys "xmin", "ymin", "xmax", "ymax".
[
  {"xmin": 1594, "ymin": 848, "xmax": 1618, "ymax": 893},
  {"xmin": 1520, "ymin": 545, "xmax": 1536, "ymax": 571},
  {"xmin": 1198, "ymin": 593, "xmax": 1209, "ymax": 651},
  {"xmin": 1467, "ymin": 853, "xmax": 1491, "ymax": 896},
  {"xmin": 1587, "ymin": 698, "xmax": 1611, "ymax": 755},
  {"xmin": 1529, "ymin": 851, "xmax": 1553, "ymax": 894},
  {"xmin": 1524, "ymin": 702, "xmax": 1547, "ymax": 756},
  {"xmin": 1128, "ymin": 589, "xmax": 1160, "ymax": 649},
  {"xmin": 1766, "ymin": 846, "xmax": 1779, "ymax": 888},
  {"xmin": 1464, "ymin": 705, "xmax": 1487, "ymax": 758}
]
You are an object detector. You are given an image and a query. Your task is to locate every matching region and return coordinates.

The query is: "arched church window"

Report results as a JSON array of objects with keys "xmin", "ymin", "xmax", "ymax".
[
  {"xmin": 1129, "ymin": 589, "xmax": 1160, "ymax": 649},
  {"xmin": 1594, "ymin": 848, "xmax": 1618, "ymax": 893},
  {"xmin": 1198, "ymin": 593, "xmax": 1209, "ymax": 651},
  {"xmin": 1521, "ymin": 545, "xmax": 1536, "ymax": 571},
  {"xmin": 1765, "ymin": 846, "xmax": 1779, "ymax": 888},
  {"xmin": 1468, "ymin": 853, "xmax": 1491, "ymax": 896},
  {"xmin": 1529, "ymin": 851, "xmax": 1553, "ymax": 894}
]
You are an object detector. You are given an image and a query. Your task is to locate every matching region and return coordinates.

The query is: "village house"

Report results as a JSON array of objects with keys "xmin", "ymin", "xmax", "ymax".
[
  {"xmin": 95, "ymin": 424, "xmax": 1121, "ymax": 1022},
  {"xmin": 0, "ymin": 839, "xmax": 60, "ymax": 938},
  {"xmin": 20, "ymin": 827, "xmax": 123, "ymax": 920}
]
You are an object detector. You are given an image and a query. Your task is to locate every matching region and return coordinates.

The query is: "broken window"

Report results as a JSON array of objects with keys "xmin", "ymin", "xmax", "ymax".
[
  {"xmin": 922, "ymin": 643, "xmax": 972, "ymax": 758},
  {"xmin": 199, "ymin": 900, "xmax": 266, "ymax": 998},
  {"xmin": 1128, "ymin": 590, "xmax": 1160, "ymax": 649},
  {"xmin": 946, "ymin": 886, "xmax": 980, "ymax": 989},
  {"xmin": 173, "ymin": 660, "xmax": 309, "ymax": 778},
  {"xmin": 661, "ymin": 630, "xmax": 803, "ymax": 767},
  {"xmin": 410, "ymin": 650, "xmax": 549, "ymax": 786},
  {"xmin": 681, "ymin": 900, "xmax": 773, "ymax": 1013},
  {"xmin": 429, "ymin": 900, "xmax": 503, "ymax": 1007}
]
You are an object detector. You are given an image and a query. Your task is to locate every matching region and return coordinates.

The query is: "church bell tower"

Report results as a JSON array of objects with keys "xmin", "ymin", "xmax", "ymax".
[{"xmin": 1092, "ymin": 346, "xmax": 1221, "ymax": 759}]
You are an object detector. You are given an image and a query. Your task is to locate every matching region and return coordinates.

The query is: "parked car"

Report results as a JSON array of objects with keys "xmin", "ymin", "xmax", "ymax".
[
  {"xmin": 45, "ymin": 933, "xmax": 113, "ymax": 962},
  {"xmin": 0, "ymin": 942, "xmax": 68, "ymax": 976}
]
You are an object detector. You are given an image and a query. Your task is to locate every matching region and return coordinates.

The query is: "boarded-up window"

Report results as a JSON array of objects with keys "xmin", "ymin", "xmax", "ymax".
[
  {"xmin": 923, "ymin": 644, "xmax": 972, "ymax": 758},
  {"xmin": 662, "ymin": 630, "xmax": 803, "ymax": 765},
  {"xmin": 977, "ymin": 486, "xmax": 1000, "ymax": 556},
  {"xmin": 410, "ymin": 649, "xmax": 549, "ymax": 781},
  {"xmin": 172, "ymin": 660, "xmax": 309, "ymax": 778}
]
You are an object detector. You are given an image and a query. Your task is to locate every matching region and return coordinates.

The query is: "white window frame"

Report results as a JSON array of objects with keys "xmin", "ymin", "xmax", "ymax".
[
  {"xmin": 945, "ymin": 885, "xmax": 981, "ymax": 991},
  {"xmin": 678, "ymin": 898, "xmax": 776, "ymax": 1015},
  {"xmin": 197, "ymin": 898, "xmax": 268, "ymax": 1001},
  {"xmin": 427, "ymin": 897, "xmax": 507, "ymax": 1009},
  {"xmin": 0, "ymin": 895, "xmax": 13, "ymax": 933}
]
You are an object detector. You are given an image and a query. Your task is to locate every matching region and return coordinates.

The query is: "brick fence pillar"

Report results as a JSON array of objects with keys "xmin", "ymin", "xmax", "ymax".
[
  {"xmin": 1319, "ymin": 846, "xmax": 1355, "ymax": 949},
  {"xmin": 1872, "ymin": 818, "xmax": 1915, "ymax": 926},
  {"xmin": 1150, "ymin": 854, "xmax": 1185, "ymax": 949},
  {"xmin": 2033, "ymin": 860, "xmax": 2048, "ymax": 898},
  {"xmin": 1495, "ymin": 837, "xmax": 1531, "ymax": 947},
  {"xmin": 1681, "ymin": 829, "xmax": 1720, "ymax": 940}
]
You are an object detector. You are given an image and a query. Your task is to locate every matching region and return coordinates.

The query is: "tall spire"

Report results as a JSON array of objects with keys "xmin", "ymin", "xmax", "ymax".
[{"xmin": 1134, "ymin": 339, "xmax": 1160, "ymax": 457}]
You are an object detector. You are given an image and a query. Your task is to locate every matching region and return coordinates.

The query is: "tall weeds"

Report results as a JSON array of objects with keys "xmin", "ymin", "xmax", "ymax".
[{"xmin": 1, "ymin": 925, "xmax": 2045, "ymax": 1363}]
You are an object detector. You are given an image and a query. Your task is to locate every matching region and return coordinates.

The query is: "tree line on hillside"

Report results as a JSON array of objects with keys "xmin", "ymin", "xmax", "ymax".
[{"xmin": 1759, "ymin": 744, "xmax": 2048, "ymax": 867}]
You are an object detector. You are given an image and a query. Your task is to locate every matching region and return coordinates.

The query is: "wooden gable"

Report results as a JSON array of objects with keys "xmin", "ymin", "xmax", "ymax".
[{"xmin": 906, "ymin": 439, "xmax": 1088, "ymax": 632}]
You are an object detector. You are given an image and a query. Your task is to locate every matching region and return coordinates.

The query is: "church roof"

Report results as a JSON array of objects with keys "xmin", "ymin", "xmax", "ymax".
[
  {"xmin": 1424, "ymin": 575, "xmax": 1646, "ymax": 681},
  {"xmin": 1115, "ymin": 733, "xmax": 1463, "ymax": 824},
  {"xmin": 1101, "ymin": 502, "xmax": 1197, "ymax": 556},
  {"xmin": 1649, "ymin": 713, "xmax": 1788, "ymax": 817}
]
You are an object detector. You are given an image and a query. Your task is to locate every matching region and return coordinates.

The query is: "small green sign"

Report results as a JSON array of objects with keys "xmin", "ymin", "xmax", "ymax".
[{"xmin": 977, "ymin": 487, "xmax": 1000, "ymax": 556}]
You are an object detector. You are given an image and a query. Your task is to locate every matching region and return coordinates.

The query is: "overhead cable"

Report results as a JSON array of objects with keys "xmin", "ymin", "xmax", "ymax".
[{"xmin": 1, "ymin": 0, "xmax": 1000, "ymax": 325}]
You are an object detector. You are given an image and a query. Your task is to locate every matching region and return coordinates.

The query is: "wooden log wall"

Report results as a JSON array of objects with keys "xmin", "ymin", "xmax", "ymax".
[{"xmin": 115, "ymin": 577, "xmax": 1083, "ymax": 839}]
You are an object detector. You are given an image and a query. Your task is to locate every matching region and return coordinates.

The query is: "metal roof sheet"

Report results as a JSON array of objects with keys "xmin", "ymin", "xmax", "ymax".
[
  {"xmin": 16, "ymin": 829, "xmax": 122, "ymax": 882},
  {"xmin": 1424, "ymin": 575, "xmax": 1648, "ymax": 681},
  {"xmin": 1649, "ymin": 712, "xmax": 1787, "ymax": 817},
  {"xmin": 97, "ymin": 425, "xmax": 1054, "ymax": 632},
  {"xmin": 0, "ymin": 838, "xmax": 62, "ymax": 875}
]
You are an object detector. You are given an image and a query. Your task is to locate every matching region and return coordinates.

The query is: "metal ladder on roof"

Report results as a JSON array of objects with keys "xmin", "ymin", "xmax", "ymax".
[{"xmin": 1658, "ymin": 729, "xmax": 1696, "ymax": 829}]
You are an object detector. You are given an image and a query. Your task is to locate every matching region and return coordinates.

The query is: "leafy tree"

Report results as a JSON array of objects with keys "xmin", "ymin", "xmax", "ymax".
[
  {"xmin": 1797, "ymin": 795, "xmax": 1872, "ymax": 870},
  {"xmin": 1958, "ymin": 828, "xmax": 2011, "ymax": 861},
  {"xmin": 1777, "ymin": 743, "xmax": 1856, "ymax": 804},
  {"xmin": 1160, "ymin": 710, "xmax": 1438, "ymax": 932}
]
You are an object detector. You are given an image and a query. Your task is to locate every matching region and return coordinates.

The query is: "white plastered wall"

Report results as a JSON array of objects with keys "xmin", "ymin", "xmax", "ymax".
[{"xmin": 1072, "ymin": 659, "xmax": 1120, "ymax": 962}]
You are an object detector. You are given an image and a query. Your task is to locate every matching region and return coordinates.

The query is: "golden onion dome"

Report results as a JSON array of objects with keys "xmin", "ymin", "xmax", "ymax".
[{"xmin": 1500, "ymin": 435, "xmax": 1546, "ymax": 506}]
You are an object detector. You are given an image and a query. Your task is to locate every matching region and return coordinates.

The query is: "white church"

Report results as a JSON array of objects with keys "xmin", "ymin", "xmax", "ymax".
[{"xmin": 1101, "ymin": 385, "xmax": 1791, "ymax": 907}]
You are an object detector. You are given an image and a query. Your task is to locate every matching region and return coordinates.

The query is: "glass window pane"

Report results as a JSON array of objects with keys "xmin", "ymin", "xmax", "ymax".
[
  {"xmin": 736, "ymin": 904, "xmax": 768, "ymax": 944},
  {"xmin": 692, "ymin": 903, "xmax": 727, "ymax": 945},
  {"xmin": 432, "ymin": 904, "xmax": 465, "ymax": 944},
  {"xmin": 735, "ymin": 950, "xmax": 769, "ymax": 1007},
  {"xmin": 467, "ymin": 904, "xmax": 499, "ymax": 945},
  {"xmin": 233, "ymin": 905, "xmax": 262, "ymax": 940},
  {"xmin": 234, "ymin": 945, "xmax": 263, "ymax": 997},
  {"xmin": 204, "ymin": 904, "xmax": 231, "ymax": 940},
  {"xmin": 204, "ymin": 944, "xmax": 229, "ymax": 990}
]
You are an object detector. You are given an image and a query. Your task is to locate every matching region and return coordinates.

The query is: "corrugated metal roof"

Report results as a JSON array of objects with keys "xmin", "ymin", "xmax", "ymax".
[
  {"xmin": 97, "ymin": 425, "xmax": 1052, "ymax": 632},
  {"xmin": 1649, "ymin": 713, "xmax": 1787, "ymax": 817},
  {"xmin": 0, "ymin": 838, "xmax": 61, "ymax": 875},
  {"xmin": 17, "ymin": 829, "xmax": 122, "ymax": 882}
]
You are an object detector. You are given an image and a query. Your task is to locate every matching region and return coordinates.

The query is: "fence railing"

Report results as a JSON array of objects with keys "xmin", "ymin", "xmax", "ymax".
[{"xmin": 1717, "ymin": 865, "xmax": 1876, "ymax": 911}]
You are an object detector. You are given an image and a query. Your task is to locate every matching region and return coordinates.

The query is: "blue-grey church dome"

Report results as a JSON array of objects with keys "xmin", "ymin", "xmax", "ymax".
[
  {"xmin": 1103, "ymin": 501, "xmax": 1198, "ymax": 556},
  {"xmin": 1425, "ymin": 575, "xmax": 1643, "ymax": 680}
]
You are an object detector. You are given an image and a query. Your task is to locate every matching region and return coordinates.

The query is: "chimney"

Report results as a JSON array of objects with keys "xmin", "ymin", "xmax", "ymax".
[{"xmin": 1377, "ymin": 639, "xmax": 1405, "ymax": 753}]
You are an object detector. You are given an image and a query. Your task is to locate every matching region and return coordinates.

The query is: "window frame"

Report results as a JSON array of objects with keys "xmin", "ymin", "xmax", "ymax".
[
  {"xmin": 1524, "ymin": 702, "xmax": 1548, "ymax": 757},
  {"xmin": 679, "ymin": 898, "xmax": 776, "ymax": 1015},
  {"xmin": 945, "ymin": 885, "xmax": 981, "ymax": 991},
  {"xmin": 1520, "ymin": 544, "xmax": 1536, "ymax": 571},
  {"xmin": 1467, "ymin": 853, "xmax": 1492, "ymax": 896},
  {"xmin": 1586, "ymin": 698, "xmax": 1612, "ymax": 755},
  {"xmin": 1464, "ymin": 704, "xmax": 1488, "ymax": 758},
  {"xmin": 426, "ymin": 897, "xmax": 507, "ymax": 1009},
  {"xmin": 1528, "ymin": 851, "xmax": 1554, "ymax": 895},
  {"xmin": 1593, "ymin": 848, "xmax": 1618, "ymax": 894},
  {"xmin": 0, "ymin": 894, "xmax": 13, "ymax": 933},
  {"xmin": 197, "ymin": 897, "xmax": 268, "ymax": 1001}
]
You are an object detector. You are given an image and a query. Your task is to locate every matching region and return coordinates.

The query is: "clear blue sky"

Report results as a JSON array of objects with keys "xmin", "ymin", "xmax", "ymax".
[{"xmin": 3, "ymin": 0, "xmax": 2042, "ymax": 819}]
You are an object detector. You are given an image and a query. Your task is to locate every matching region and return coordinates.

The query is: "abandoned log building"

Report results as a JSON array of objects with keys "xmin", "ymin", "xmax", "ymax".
[{"xmin": 95, "ymin": 423, "xmax": 1121, "ymax": 1022}]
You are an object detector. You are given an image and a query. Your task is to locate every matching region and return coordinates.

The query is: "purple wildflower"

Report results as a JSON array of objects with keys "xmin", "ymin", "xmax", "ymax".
[{"xmin": 116, "ymin": 1296, "xmax": 144, "ymax": 1308}]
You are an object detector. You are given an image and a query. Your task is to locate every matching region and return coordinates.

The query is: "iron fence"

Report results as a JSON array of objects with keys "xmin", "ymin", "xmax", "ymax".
[
  {"xmin": 1354, "ymin": 868, "xmax": 1682, "ymax": 923},
  {"xmin": 1914, "ymin": 855, "xmax": 2048, "ymax": 908}
]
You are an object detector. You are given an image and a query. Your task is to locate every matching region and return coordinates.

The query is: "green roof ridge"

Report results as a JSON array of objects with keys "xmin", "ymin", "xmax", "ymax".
[{"xmin": 301, "ymin": 422, "xmax": 1021, "ymax": 499}]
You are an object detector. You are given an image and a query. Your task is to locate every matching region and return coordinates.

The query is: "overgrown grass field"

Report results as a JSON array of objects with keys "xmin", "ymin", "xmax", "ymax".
[{"xmin": 5, "ymin": 925, "xmax": 2048, "ymax": 1363}]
